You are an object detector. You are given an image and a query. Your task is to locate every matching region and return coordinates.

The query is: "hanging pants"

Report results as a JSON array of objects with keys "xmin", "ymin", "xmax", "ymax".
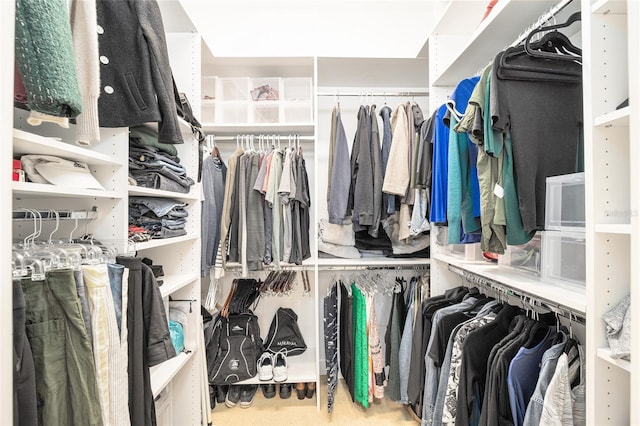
[{"xmin": 21, "ymin": 269, "xmax": 103, "ymax": 426}]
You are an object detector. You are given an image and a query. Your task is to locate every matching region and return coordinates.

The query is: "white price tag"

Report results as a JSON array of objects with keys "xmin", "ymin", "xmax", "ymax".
[{"xmin": 493, "ymin": 183, "xmax": 504, "ymax": 199}]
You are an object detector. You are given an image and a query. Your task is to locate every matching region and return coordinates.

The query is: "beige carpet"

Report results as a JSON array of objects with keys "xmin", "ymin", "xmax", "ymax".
[{"xmin": 210, "ymin": 378, "xmax": 419, "ymax": 426}]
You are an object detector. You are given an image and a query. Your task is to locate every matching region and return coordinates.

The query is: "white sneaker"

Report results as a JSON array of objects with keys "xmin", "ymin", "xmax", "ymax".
[
  {"xmin": 258, "ymin": 352, "xmax": 274, "ymax": 381},
  {"xmin": 273, "ymin": 349, "xmax": 288, "ymax": 383}
]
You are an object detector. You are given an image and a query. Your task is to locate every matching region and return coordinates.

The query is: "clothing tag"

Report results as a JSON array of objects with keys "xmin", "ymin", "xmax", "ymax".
[{"xmin": 494, "ymin": 183, "xmax": 504, "ymax": 199}]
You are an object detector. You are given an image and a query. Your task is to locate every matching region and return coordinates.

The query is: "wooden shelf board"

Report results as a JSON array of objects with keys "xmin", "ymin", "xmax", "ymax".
[
  {"xmin": 597, "ymin": 347, "xmax": 631, "ymax": 373},
  {"xmin": 160, "ymin": 273, "xmax": 199, "ymax": 298},
  {"xmin": 594, "ymin": 106, "xmax": 631, "ymax": 127},
  {"xmin": 235, "ymin": 348, "xmax": 318, "ymax": 385},
  {"xmin": 151, "ymin": 351, "xmax": 194, "ymax": 396},
  {"xmin": 12, "ymin": 181, "xmax": 121, "ymax": 199},
  {"xmin": 131, "ymin": 234, "xmax": 198, "ymax": 251},
  {"xmin": 433, "ymin": 253, "xmax": 586, "ymax": 314},
  {"xmin": 13, "ymin": 129, "xmax": 121, "ymax": 166},
  {"xmin": 595, "ymin": 224, "xmax": 632, "ymax": 234},
  {"xmin": 128, "ymin": 185, "xmax": 200, "ymax": 201}
]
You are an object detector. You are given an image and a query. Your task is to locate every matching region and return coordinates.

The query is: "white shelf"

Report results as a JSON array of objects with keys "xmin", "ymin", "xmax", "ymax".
[
  {"xmin": 316, "ymin": 257, "xmax": 431, "ymax": 268},
  {"xmin": 597, "ymin": 347, "xmax": 632, "ymax": 372},
  {"xmin": 128, "ymin": 185, "xmax": 200, "ymax": 201},
  {"xmin": 202, "ymin": 122, "xmax": 315, "ymax": 134},
  {"xmin": 131, "ymin": 234, "xmax": 199, "ymax": 251},
  {"xmin": 12, "ymin": 181, "xmax": 121, "ymax": 199},
  {"xmin": 430, "ymin": 1, "xmax": 489, "ymax": 37},
  {"xmin": 433, "ymin": 252, "xmax": 586, "ymax": 314},
  {"xmin": 13, "ymin": 129, "xmax": 121, "ymax": 166},
  {"xmin": 592, "ymin": 0, "xmax": 627, "ymax": 15},
  {"xmin": 594, "ymin": 106, "xmax": 631, "ymax": 127},
  {"xmin": 150, "ymin": 351, "xmax": 194, "ymax": 396},
  {"xmin": 160, "ymin": 273, "xmax": 199, "ymax": 298},
  {"xmin": 236, "ymin": 347, "xmax": 318, "ymax": 385},
  {"xmin": 432, "ymin": 0, "xmax": 565, "ymax": 86},
  {"xmin": 595, "ymin": 223, "xmax": 632, "ymax": 234}
]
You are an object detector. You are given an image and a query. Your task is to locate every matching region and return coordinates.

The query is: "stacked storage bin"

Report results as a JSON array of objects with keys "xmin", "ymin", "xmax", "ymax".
[{"xmin": 542, "ymin": 172, "xmax": 586, "ymax": 288}]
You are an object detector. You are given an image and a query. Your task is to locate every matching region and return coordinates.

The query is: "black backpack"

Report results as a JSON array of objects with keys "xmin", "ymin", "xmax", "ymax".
[
  {"xmin": 264, "ymin": 308, "xmax": 307, "ymax": 356},
  {"xmin": 208, "ymin": 311, "xmax": 263, "ymax": 384}
]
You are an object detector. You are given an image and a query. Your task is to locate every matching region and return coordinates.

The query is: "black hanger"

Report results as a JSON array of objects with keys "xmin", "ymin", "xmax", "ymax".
[{"xmin": 524, "ymin": 12, "xmax": 582, "ymax": 60}]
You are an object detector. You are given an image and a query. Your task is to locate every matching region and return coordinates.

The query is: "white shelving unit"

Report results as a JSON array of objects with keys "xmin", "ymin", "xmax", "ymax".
[
  {"xmin": 583, "ymin": 0, "xmax": 638, "ymax": 423},
  {"xmin": 5, "ymin": 2, "xmax": 206, "ymax": 425},
  {"xmin": 0, "ymin": 1, "xmax": 15, "ymax": 423}
]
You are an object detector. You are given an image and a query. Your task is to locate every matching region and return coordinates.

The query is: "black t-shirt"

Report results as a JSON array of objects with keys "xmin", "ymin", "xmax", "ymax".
[{"xmin": 491, "ymin": 50, "xmax": 583, "ymax": 233}]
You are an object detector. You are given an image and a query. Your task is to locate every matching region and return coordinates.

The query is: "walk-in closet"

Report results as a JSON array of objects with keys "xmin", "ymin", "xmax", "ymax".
[{"xmin": 3, "ymin": 0, "xmax": 639, "ymax": 425}]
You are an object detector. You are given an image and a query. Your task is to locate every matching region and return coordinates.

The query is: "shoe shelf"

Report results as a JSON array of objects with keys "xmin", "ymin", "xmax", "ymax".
[{"xmin": 236, "ymin": 347, "xmax": 318, "ymax": 385}]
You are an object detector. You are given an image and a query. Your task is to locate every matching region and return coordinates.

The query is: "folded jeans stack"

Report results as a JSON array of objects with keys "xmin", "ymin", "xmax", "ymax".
[
  {"xmin": 129, "ymin": 197, "xmax": 188, "ymax": 239},
  {"xmin": 129, "ymin": 126, "xmax": 194, "ymax": 194}
]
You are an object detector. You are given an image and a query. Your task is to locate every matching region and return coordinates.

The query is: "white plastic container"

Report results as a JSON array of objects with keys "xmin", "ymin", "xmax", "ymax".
[
  {"xmin": 499, "ymin": 233, "xmax": 542, "ymax": 276},
  {"xmin": 545, "ymin": 172, "xmax": 585, "ymax": 231},
  {"xmin": 282, "ymin": 77, "xmax": 312, "ymax": 101},
  {"xmin": 542, "ymin": 230, "xmax": 586, "ymax": 287}
]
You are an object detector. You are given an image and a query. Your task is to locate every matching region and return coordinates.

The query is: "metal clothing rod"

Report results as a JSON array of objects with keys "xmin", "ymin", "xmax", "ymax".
[
  {"xmin": 510, "ymin": 0, "xmax": 574, "ymax": 48},
  {"xmin": 447, "ymin": 264, "xmax": 585, "ymax": 323},
  {"xmin": 317, "ymin": 263, "xmax": 430, "ymax": 272},
  {"xmin": 317, "ymin": 91, "xmax": 429, "ymax": 97},
  {"xmin": 209, "ymin": 135, "xmax": 315, "ymax": 142},
  {"xmin": 13, "ymin": 208, "xmax": 98, "ymax": 221},
  {"xmin": 224, "ymin": 263, "xmax": 315, "ymax": 272}
]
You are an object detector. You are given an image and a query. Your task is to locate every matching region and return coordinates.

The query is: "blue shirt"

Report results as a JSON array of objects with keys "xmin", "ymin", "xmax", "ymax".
[{"xmin": 430, "ymin": 104, "xmax": 450, "ymax": 224}]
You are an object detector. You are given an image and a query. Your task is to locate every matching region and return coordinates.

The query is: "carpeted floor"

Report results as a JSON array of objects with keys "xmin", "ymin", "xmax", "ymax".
[{"xmin": 210, "ymin": 378, "xmax": 419, "ymax": 426}]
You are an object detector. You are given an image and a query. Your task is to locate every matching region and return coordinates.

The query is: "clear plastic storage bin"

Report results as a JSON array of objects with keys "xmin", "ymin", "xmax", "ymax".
[
  {"xmin": 499, "ymin": 233, "xmax": 542, "ymax": 276},
  {"xmin": 201, "ymin": 76, "xmax": 217, "ymax": 102},
  {"xmin": 250, "ymin": 77, "xmax": 280, "ymax": 101},
  {"xmin": 218, "ymin": 102, "xmax": 249, "ymax": 123},
  {"xmin": 283, "ymin": 101, "xmax": 312, "ymax": 123},
  {"xmin": 218, "ymin": 77, "xmax": 250, "ymax": 101},
  {"xmin": 542, "ymin": 230, "xmax": 586, "ymax": 287},
  {"xmin": 283, "ymin": 77, "xmax": 312, "ymax": 101},
  {"xmin": 200, "ymin": 102, "xmax": 215, "ymax": 123},
  {"xmin": 545, "ymin": 172, "xmax": 585, "ymax": 231},
  {"xmin": 253, "ymin": 103, "xmax": 279, "ymax": 123}
]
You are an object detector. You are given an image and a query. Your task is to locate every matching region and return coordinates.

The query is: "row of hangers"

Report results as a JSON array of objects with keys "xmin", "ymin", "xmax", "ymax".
[
  {"xmin": 331, "ymin": 269, "xmax": 430, "ymax": 298},
  {"xmin": 12, "ymin": 208, "xmax": 117, "ymax": 280},
  {"xmin": 501, "ymin": 9, "xmax": 582, "ymax": 75},
  {"xmin": 205, "ymin": 134, "xmax": 305, "ymax": 160}
]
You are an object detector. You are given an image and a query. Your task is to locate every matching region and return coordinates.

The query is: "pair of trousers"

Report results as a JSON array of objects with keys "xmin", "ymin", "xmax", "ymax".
[
  {"xmin": 13, "ymin": 279, "xmax": 37, "ymax": 426},
  {"xmin": 323, "ymin": 283, "xmax": 338, "ymax": 413},
  {"xmin": 84, "ymin": 264, "xmax": 130, "ymax": 426},
  {"xmin": 21, "ymin": 269, "xmax": 102, "ymax": 426}
]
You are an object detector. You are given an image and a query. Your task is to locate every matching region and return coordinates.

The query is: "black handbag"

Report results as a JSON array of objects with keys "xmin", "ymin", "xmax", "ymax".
[{"xmin": 264, "ymin": 308, "xmax": 307, "ymax": 356}]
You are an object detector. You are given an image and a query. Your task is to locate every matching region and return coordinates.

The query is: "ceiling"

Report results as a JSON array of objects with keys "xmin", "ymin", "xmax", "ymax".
[{"xmin": 165, "ymin": 0, "xmax": 440, "ymax": 59}]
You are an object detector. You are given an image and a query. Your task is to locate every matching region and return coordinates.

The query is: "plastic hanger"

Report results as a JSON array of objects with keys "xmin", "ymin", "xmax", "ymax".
[{"xmin": 524, "ymin": 12, "xmax": 582, "ymax": 60}]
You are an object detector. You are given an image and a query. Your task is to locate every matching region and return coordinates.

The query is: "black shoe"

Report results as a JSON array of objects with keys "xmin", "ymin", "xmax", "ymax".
[
  {"xmin": 225, "ymin": 385, "xmax": 241, "ymax": 408},
  {"xmin": 279, "ymin": 383, "xmax": 292, "ymax": 399},
  {"xmin": 295, "ymin": 383, "xmax": 306, "ymax": 400},
  {"xmin": 239, "ymin": 385, "xmax": 258, "ymax": 408},
  {"xmin": 215, "ymin": 385, "xmax": 228, "ymax": 404},
  {"xmin": 261, "ymin": 383, "xmax": 276, "ymax": 399}
]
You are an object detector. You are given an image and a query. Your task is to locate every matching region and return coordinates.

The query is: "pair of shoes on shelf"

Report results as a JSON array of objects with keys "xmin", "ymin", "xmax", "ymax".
[
  {"xmin": 214, "ymin": 385, "xmax": 228, "ymax": 404},
  {"xmin": 294, "ymin": 382, "xmax": 316, "ymax": 400},
  {"xmin": 279, "ymin": 383, "xmax": 292, "ymax": 399},
  {"xmin": 258, "ymin": 349, "xmax": 288, "ymax": 382},
  {"xmin": 261, "ymin": 383, "xmax": 276, "ymax": 399},
  {"xmin": 225, "ymin": 384, "xmax": 258, "ymax": 408}
]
